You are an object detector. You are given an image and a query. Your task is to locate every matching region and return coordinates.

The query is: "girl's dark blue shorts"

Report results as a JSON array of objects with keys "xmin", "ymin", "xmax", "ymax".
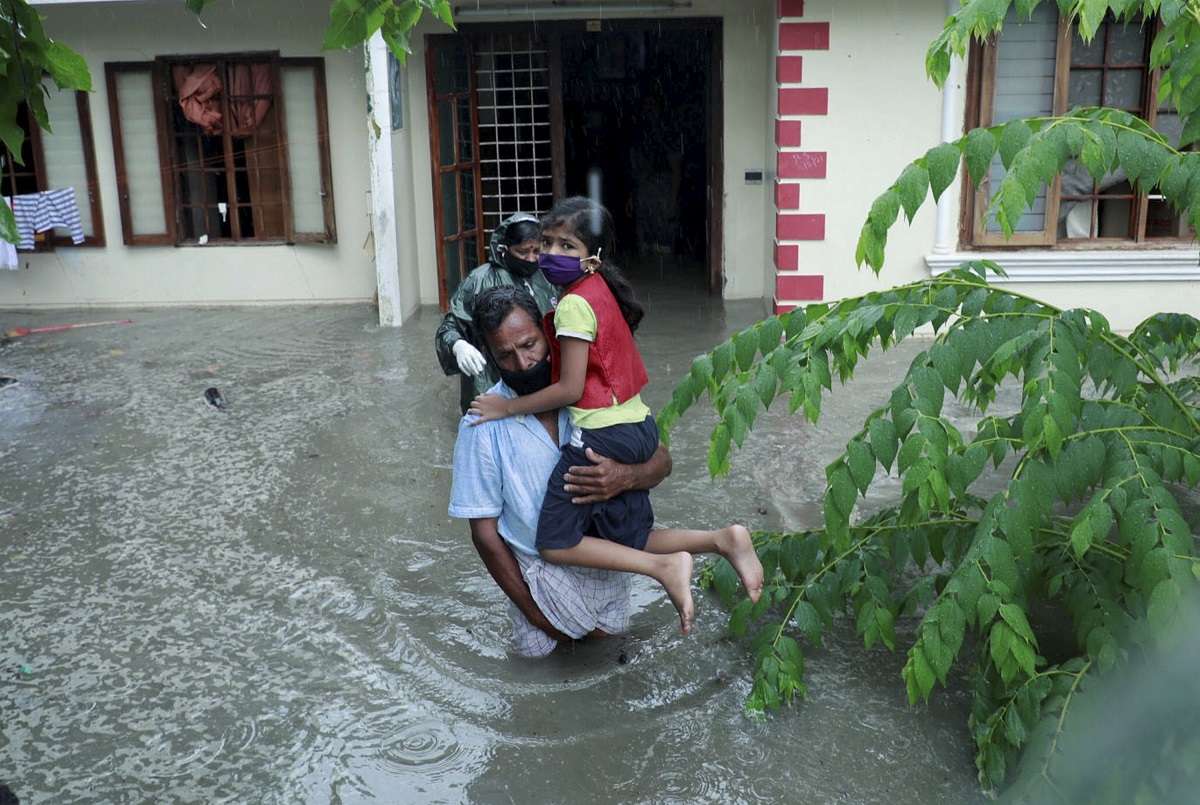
[{"xmin": 535, "ymin": 415, "xmax": 659, "ymax": 552}]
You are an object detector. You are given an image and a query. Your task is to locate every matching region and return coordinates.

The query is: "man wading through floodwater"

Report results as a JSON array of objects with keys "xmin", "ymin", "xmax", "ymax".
[{"xmin": 448, "ymin": 286, "xmax": 673, "ymax": 655}]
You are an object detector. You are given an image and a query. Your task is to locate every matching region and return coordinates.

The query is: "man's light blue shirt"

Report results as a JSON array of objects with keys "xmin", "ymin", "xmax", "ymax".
[{"xmin": 449, "ymin": 382, "xmax": 575, "ymax": 556}]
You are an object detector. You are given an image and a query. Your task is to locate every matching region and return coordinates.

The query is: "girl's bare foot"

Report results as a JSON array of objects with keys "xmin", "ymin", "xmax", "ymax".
[
  {"xmin": 718, "ymin": 524, "xmax": 764, "ymax": 603},
  {"xmin": 658, "ymin": 552, "xmax": 695, "ymax": 634}
]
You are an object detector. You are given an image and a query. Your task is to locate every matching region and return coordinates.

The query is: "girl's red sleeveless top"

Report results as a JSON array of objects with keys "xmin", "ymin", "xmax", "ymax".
[{"xmin": 542, "ymin": 273, "xmax": 649, "ymax": 410}]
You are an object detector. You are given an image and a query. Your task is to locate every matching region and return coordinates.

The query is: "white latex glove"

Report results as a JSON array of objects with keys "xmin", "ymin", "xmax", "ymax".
[{"xmin": 452, "ymin": 339, "xmax": 487, "ymax": 376}]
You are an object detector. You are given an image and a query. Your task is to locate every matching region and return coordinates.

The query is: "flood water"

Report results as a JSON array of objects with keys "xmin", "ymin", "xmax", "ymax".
[{"xmin": 1, "ymin": 286, "xmax": 984, "ymax": 803}]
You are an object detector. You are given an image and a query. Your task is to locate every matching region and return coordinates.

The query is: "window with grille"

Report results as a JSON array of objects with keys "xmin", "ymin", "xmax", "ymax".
[
  {"xmin": 966, "ymin": 8, "xmax": 1192, "ymax": 247},
  {"xmin": 475, "ymin": 33, "xmax": 555, "ymax": 236},
  {"xmin": 105, "ymin": 55, "xmax": 336, "ymax": 246}
]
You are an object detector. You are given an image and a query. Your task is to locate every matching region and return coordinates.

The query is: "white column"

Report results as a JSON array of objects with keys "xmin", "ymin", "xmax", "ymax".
[
  {"xmin": 365, "ymin": 32, "xmax": 403, "ymax": 327},
  {"xmin": 933, "ymin": 0, "xmax": 967, "ymax": 256}
]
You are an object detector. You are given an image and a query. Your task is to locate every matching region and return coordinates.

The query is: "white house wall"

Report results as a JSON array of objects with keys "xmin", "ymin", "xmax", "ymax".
[{"xmin": 0, "ymin": 0, "xmax": 374, "ymax": 309}]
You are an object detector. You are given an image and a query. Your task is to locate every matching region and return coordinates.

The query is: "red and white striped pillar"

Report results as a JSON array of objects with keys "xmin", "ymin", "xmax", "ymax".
[{"xmin": 773, "ymin": 0, "xmax": 829, "ymax": 314}]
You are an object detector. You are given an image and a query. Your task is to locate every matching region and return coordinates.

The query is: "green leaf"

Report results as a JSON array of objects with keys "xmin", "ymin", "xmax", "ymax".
[
  {"xmin": 758, "ymin": 317, "xmax": 784, "ymax": 355},
  {"xmin": 712, "ymin": 558, "xmax": 739, "ymax": 608},
  {"xmin": 896, "ymin": 163, "xmax": 930, "ymax": 223},
  {"xmin": 0, "ymin": 199, "xmax": 16, "ymax": 246},
  {"xmin": 1147, "ymin": 578, "xmax": 1180, "ymax": 633},
  {"xmin": 734, "ymin": 328, "xmax": 759, "ymax": 372},
  {"xmin": 324, "ymin": 0, "xmax": 392, "ymax": 50},
  {"xmin": 910, "ymin": 644, "xmax": 936, "ymax": 701},
  {"xmin": 431, "ymin": 0, "xmax": 457, "ymax": 28},
  {"xmin": 728, "ymin": 597, "xmax": 753, "ymax": 637},
  {"xmin": 1070, "ymin": 514, "xmax": 1093, "ymax": 559},
  {"xmin": 1117, "ymin": 130, "xmax": 1150, "ymax": 188},
  {"xmin": 868, "ymin": 417, "xmax": 899, "ymax": 472},
  {"xmin": 711, "ymin": 342, "xmax": 734, "ymax": 382},
  {"xmin": 689, "ymin": 354, "xmax": 714, "ymax": 389},
  {"xmin": 792, "ymin": 600, "xmax": 823, "ymax": 642},
  {"xmin": 847, "ymin": 439, "xmax": 876, "ymax": 494},
  {"xmin": 869, "ymin": 189, "xmax": 901, "ymax": 234},
  {"xmin": 1042, "ymin": 412, "xmax": 1063, "ymax": 459},
  {"xmin": 998, "ymin": 603, "xmax": 1036, "ymax": 644},
  {"xmin": 1077, "ymin": 0, "xmax": 1108, "ymax": 39},
  {"xmin": 998, "ymin": 120, "xmax": 1033, "ymax": 169},
  {"xmin": 926, "ymin": 142, "xmax": 961, "ymax": 202},
  {"xmin": 754, "ymin": 363, "xmax": 779, "ymax": 410},
  {"xmin": 708, "ymin": 423, "xmax": 731, "ymax": 478},
  {"xmin": 829, "ymin": 465, "xmax": 859, "ymax": 516},
  {"xmin": 44, "ymin": 42, "xmax": 92, "ymax": 91},
  {"xmin": 963, "ymin": 128, "xmax": 997, "ymax": 187}
]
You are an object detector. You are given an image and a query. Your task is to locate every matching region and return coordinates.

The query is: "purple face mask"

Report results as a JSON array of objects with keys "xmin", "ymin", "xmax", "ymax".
[{"xmin": 538, "ymin": 252, "xmax": 587, "ymax": 286}]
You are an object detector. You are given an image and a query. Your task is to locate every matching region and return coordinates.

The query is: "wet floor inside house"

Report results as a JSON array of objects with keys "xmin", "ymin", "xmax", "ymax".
[{"xmin": 0, "ymin": 286, "xmax": 987, "ymax": 803}]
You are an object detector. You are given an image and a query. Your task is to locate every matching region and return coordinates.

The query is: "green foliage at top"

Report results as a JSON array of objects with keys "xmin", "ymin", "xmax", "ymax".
[{"xmin": 321, "ymin": 0, "xmax": 455, "ymax": 63}]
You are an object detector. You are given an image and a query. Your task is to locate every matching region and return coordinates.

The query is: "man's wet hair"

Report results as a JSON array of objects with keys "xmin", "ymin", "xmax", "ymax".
[{"xmin": 474, "ymin": 286, "xmax": 542, "ymax": 341}]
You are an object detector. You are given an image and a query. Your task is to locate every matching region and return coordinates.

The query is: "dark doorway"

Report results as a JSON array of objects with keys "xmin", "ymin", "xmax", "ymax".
[
  {"xmin": 559, "ymin": 23, "xmax": 716, "ymax": 290},
  {"xmin": 428, "ymin": 20, "xmax": 722, "ymax": 307}
]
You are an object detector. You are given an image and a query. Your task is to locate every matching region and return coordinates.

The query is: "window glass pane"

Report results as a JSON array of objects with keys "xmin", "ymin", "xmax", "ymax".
[
  {"xmin": 434, "ymin": 40, "xmax": 470, "ymax": 95},
  {"xmin": 437, "ymin": 98, "xmax": 454, "ymax": 166},
  {"xmin": 460, "ymin": 170, "xmax": 476, "ymax": 230},
  {"xmin": 1104, "ymin": 70, "xmax": 1144, "ymax": 110},
  {"xmin": 440, "ymin": 171, "xmax": 458, "ymax": 235},
  {"xmin": 1097, "ymin": 193, "xmax": 1133, "ymax": 237},
  {"xmin": 1071, "ymin": 29, "xmax": 1104, "ymax": 66},
  {"xmin": 281, "ymin": 65, "xmax": 326, "ymax": 235},
  {"xmin": 444, "ymin": 240, "xmax": 462, "ymax": 299},
  {"xmin": 986, "ymin": 4, "xmax": 1057, "ymax": 234},
  {"xmin": 42, "ymin": 88, "xmax": 94, "ymax": 238},
  {"xmin": 463, "ymin": 235, "xmax": 478, "ymax": 267},
  {"xmin": 1068, "ymin": 71, "xmax": 1102, "ymax": 106},
  {"xmin": 1155, "ymin": 111, "xmax": 1183, "ymax": 147},
  {"xmin": 457, "ymin": 97, "xmax": 473, "ymax": 163},
  {"xmin": 1109, "ymin": 21, "xmax": 1146, "ymax": 64},
  {"xmin": 115, "ymin": 70, "xmax": 167, "ymax": 235}
]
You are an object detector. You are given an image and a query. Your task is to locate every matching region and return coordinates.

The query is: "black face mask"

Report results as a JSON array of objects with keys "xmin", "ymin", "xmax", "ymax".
[
  {"xmin": 503, "ymin": 252, "xmax": 539, "ymax": 279},
  {"xmin": 499, "ymin": 355, "xmax": 552, "ymax": 396}
]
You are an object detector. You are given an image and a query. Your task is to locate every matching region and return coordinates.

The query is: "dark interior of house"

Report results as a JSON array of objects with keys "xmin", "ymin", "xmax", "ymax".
[{"xmin": 560, "ymin": 25, "xmax": 712, "ymax": 285}]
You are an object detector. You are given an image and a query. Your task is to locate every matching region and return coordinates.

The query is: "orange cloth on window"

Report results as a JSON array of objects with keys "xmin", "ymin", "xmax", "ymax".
[
  {"xmin": 173, "ymin": 64, "xmax": 223, "ymax": 134},
  {"xmin": 172, "ymin": 63, "xmax": 273, "ymax": 135},
  {"xmin": 228, "ymin": 64, "xmax": 273, "ymax": 135}
]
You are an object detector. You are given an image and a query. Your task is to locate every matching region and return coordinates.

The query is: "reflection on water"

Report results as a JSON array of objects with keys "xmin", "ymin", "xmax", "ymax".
[{"xmin": 1, "ymin": 300, "xmax": 981, "ymax": 803}]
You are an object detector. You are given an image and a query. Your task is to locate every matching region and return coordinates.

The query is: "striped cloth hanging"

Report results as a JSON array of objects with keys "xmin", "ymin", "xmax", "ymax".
[{"xmin": 7, "ymin": 188, "xmax": 85, "ymax": 249}]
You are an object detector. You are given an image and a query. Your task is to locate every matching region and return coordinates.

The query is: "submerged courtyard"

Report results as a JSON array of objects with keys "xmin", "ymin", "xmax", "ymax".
[{"xmin": 1, "ymin": 289, "xmax": 986, "ymax": 803}]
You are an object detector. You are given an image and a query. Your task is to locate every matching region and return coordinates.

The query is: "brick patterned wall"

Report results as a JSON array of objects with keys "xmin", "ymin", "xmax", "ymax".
[{"xmin": 773, "ymin": 0, "xmax": 828, "ymax": 314}]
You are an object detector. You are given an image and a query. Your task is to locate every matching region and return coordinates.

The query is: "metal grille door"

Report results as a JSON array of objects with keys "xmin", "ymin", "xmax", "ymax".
[{"xmin": 474, "ymin": 34, "xmax": 554, "ymax": 235}]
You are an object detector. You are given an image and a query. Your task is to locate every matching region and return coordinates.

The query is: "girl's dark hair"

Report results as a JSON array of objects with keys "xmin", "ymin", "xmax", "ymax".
[
  {"xmin": 504, "ymin": 218, "xmax": 541, "ymax": 247},
  {"xmin": 541, "ymin": 196, "xmax": 645, "ymax": 333},
  {"xmin": 473, "ymin": 285, "xmax": 542, "ymax": 343}
]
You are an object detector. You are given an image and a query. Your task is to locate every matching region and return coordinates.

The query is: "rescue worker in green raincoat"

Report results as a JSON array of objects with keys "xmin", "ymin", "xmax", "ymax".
[{"xmin": 435, "ymin": 212, "xmax": 559, "ymax": 413}]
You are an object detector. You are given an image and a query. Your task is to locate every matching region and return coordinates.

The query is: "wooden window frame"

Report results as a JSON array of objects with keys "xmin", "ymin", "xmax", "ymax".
[
  {"xmin": 106, "ymin": 53, "xmax": 336, "ymax": 248},
  {"xmin": 0, "ymin": 93, "xmax": 106, "ymax": 249},
  {"xmin": 962, "ymin": 13, "xmax": 1187, "ymax": 251},
  {"xmin": 426, "ymin": 35, "xmax": 487, "ymax": 309}
]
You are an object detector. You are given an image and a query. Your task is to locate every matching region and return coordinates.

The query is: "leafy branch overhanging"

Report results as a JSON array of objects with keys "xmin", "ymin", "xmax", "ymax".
[{"xmin": 660, "ymin": 1, "xmax": 1200, "ymax": 798}]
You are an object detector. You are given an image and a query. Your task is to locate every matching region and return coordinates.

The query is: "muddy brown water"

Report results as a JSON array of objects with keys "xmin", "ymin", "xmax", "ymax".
[{"xmin": 1, "ymin": 290, "xmax": 985, "ymax": 803}]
